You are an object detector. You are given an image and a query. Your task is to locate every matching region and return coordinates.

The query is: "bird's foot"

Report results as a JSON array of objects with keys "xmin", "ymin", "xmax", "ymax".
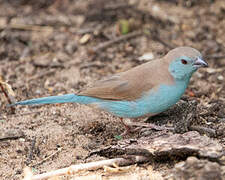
[
  {"xmin": 127, "ymin": 122, "xmax": 174, "ymax": 131},
  {"xmin": 119, "ymin": 118, "xmax": 173, "ymax": 136}
]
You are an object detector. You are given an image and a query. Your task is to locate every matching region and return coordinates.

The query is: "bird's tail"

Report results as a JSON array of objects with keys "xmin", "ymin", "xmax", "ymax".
[{"xmin": 11, "ymin": 93, "xmax": 100, "ymax": 106}]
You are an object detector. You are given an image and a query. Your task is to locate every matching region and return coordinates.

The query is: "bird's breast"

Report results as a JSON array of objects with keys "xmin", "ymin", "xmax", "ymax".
[{"xmin": 136, "ymin": 80, "xmax": 188, "ymax": 115}]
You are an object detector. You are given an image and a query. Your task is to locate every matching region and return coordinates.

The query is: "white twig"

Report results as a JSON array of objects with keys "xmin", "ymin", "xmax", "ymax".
[{"xmin": 26, "ymin": 156, "xmax": 148, "ymax": 180}]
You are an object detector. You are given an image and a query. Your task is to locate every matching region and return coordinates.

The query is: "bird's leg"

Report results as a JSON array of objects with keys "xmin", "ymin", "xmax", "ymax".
[
  {"xmin": 119, "ymin": 117, "xmax": 132, "ymax": 135},
  {"xmin": 119, "ymin": 118, "xmax": 145, "ymax": 136}
]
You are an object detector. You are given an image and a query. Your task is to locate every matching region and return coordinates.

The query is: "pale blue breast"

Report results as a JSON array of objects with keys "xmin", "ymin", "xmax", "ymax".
[{"xmin": 96, "ymin": 80, "xmax": 189, "ymax": 118}]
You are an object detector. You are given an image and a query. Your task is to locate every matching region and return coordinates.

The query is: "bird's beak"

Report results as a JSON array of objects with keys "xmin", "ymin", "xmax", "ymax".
[{"xmin": 193, "ymin": 57, "xmax": 208, "ymax": 68}]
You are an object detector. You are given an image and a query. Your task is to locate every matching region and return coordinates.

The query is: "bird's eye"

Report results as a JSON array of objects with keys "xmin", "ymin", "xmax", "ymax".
[{"xmin": 181, "ymin": 59, "xmax": 188, "ymax": 65}]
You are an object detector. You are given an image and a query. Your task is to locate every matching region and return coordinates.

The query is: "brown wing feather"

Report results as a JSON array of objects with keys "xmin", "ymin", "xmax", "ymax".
[
  {"xmin": 78, "ymin": 75, "xmax": 132, "ymax": 100},
  {"xmin": 78, "ymin": 58, "xmax": 174, "ymax": 101}
]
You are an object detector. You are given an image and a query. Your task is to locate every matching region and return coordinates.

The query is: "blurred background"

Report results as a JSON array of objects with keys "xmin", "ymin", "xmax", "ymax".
[{"xmin": 0, "ymin": 0, "xmax": 224, "ymax": 179}]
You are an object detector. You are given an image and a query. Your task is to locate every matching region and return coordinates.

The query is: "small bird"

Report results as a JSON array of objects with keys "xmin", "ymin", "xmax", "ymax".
[{"xmin": 12, "ymin": 47, "xmax": 208, "ymax": 132}]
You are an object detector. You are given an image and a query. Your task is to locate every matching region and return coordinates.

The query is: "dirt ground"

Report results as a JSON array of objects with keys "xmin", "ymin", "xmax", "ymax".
[{"xmin": 0, "ymin": 0, "xmax": 225, "ymax": 179}]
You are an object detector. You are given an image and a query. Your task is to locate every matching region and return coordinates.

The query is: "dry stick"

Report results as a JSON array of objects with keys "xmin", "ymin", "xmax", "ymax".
[
  {"xmin": 148, "ymin": 30, "xmax": 175, "ymax": 50},
  {"xmin": 76, "ymin": 24, "xmax": 105, "ymax": 35},
  {"xmin": 31, "ymin": 147, "xmax": 62, "ymax": 167},
  {"xmin": 28, "ymin": 70, "xmax": 55, "ymax": 82},
  {"xmin": 0, "ymin": 131, "xmax": 24, "ymax": 141},
  {"xmin": 80, "ymin": 62, "xmax": 105, "ymax": 70},
  {"xmin": 0, "ymin": 128, "xmax": 24, "ymax": 141},
  {"xmin": 153, "ymin": 36, "xmax": 175, "ymax": 50},
  {"xmin": 0, "ymin": 83, "xmax": 15, "ymax": 113},
  {"xmin": 92, "ymin": 30, "xmax": 143, "ymax": 53},
  {"xmin": 143, "ymin": 29, "xmax": 175, "ymax": 50},
  {"xmin": 27, "ymin": 137, "xmax": 36, "ymax": 164},
  {"xmin": 29, "ymin": 156, "xmax": 148, "ymax": 180},
  {"xmin": 0, "ymin": 23, "xmax": 53, "ymax": 32}
]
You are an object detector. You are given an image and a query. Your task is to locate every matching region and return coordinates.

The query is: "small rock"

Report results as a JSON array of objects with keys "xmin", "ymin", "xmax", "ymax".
[
  {"xmin": 217, "ymin": 75, "xmax": 224, "ymax": 81},
  {"xmin": 35, "ymin": 89, "xmax": 42, "ymax": 95},
  {"xmin": 19, "ymin": 138, "xmax": 25, "ymax": 142},
  {"xmin": 206, "ymin": 68, "xmax": 217, "ymax": 74},
  {"xmin": 0, "ymin": 17, "xmax": 7, "ymax": 27},
  {"xmin": 79, "ymin": 34, "xmax": 91, "ymax": 44},
  {"xmin": 138, "ymin": 52, "xmax": 155, "ymax": 61},
  {"xmin": 167, "ymin": 157, "xmax": 225, "ymax": 180}
]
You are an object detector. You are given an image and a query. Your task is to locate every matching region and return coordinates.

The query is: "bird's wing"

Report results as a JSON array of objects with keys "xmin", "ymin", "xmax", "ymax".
[
  {"xmin": 78, "ymin": 60, "xmax": 169, "ymax": 101},
  {"xmin": 78, "ymin": 75, "xmax": 142, "ymax": 101}
]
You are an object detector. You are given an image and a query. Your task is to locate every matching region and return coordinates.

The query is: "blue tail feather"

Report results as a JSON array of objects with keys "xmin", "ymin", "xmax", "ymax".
[{"xmin": 11, "ymin": 94, "xmax": 101, "ymax": 106}]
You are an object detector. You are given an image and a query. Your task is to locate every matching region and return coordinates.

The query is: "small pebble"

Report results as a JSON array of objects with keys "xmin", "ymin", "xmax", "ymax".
[
  {"xmin": 138, "ymin": 52, "xmax": 154, "ymax": 61},
  {"xmin": 79, "ymin": 34, "xmax": 91, "ymax": 44},
  {"xmin": 19, "ymin": 138, "xmax": 25, "ymax": 142},
  {"xmin": 217, "ymin": 75, "xmax": 224, "ymax": 81}
]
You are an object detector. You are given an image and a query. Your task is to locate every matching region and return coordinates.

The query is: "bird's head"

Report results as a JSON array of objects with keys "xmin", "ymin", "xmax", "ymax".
[{"xmin": 166, "ymin": 47, "xmax": 208, "ymax": 80}]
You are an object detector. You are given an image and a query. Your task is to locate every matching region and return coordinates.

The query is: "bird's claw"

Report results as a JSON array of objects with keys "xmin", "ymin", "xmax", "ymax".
[{"xmin": 119, "ymin": 121, "xmax": 174, "ymax": 136}]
